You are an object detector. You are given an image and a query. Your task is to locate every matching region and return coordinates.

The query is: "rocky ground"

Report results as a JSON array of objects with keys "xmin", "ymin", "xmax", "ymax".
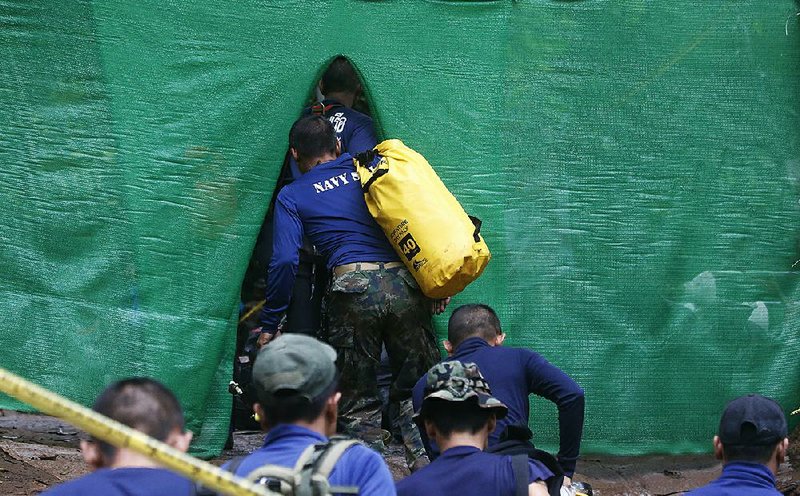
[{"xmin": 0, "ymin": 410, "xmax": 797, "ymax": 495}]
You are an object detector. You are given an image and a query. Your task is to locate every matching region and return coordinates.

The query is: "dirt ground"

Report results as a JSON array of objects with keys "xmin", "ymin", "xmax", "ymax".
[{"xmin": 1, "ymin": 410, "xmax": 798, "ymax": 495}]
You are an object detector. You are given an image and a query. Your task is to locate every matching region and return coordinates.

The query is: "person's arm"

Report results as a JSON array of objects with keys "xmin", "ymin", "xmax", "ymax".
[
  {"xmin": 257, "ymin": 192, "xmax": 304, "ymax": 335},
  {"xmin": 412, "ymin": 374, "xmax": 438, "ymax": 459},
  {"xmin": 525, "ymin": 352, "xmax": 585, "ymax": 477},
  {"xmin": 524, "ymin": 457, "xmax": 554, "ymax": 496},
  {"xmin": 527, "ymin": 481, "xmax": 549, "ymax": 496}
]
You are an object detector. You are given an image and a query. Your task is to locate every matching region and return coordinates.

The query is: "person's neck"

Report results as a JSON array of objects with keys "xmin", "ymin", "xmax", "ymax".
[
  {"xmin": 437, "ymin": 431, "xmax": 487, "ymax": 453},
  {"xmin": 726, "ymin": 458, "xmax": 779, "ymax": 476},
  {"xmin": 107, "ymin": 449, "xmax": 162, "ymax": 469},
  {"xmin": 300, "ymin": 152, "xmax": 339, "ymax": 173},
  {"xmin": 290, "ymin": 416, "xmax": 331, "ymax": 438},
  {"xmin": 455, "ymin": 336, "xmax": 493, "ymax": 351},
  {"xmin": 763, "ymin": 458, "xmax": 779, "ymax": 476},
  {"xmin": 325, "ymin": 92, "xmax": 355, "ymax": 108}
]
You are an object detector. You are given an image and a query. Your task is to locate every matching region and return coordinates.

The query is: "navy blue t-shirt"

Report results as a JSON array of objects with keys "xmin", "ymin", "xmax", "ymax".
[
  {"xmin": 396, "ymin": 445, "xmax": 553, "ymax": 496},
  {"xmin": 41, "ymin": 467, "xmax": 194, "ymax": 496},
  {"xmin": 225, "ymin": 424, "xmax": 395, "ymax": 496},
  {"xmin": 685, "ymin": 462, "xmax": 781, "ymax": 495},
  {"xmin": 259, "ymin": 153, "xmax": 399, "ymax": 332},
  {"xmin": 288, "ymin": 99, "xmax": 377, "ymax": 178},
  {"xmin": 412, "ymin": 337, "xmax": 585, "ymax": 476}
]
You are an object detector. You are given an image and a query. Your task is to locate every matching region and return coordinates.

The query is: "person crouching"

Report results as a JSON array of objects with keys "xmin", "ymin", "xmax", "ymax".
[{"xmin": 397, "ymin": 361, "xmax": 554, "ymax": 496}]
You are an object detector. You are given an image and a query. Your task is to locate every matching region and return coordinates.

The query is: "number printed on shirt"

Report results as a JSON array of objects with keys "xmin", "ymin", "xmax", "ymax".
[{"xmin": 329, "ymin": 113, "xmax": 347, "ymax": 133}]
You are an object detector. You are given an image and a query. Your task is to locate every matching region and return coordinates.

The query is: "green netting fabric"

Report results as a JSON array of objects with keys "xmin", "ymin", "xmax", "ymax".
[{"xmin": 1, "ymin": 0, "xmax": 798, "ymax": 457}]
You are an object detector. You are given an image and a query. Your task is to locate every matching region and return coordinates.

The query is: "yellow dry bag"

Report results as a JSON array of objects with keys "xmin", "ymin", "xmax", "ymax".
[{"xmin": 353, "ymin": 139, "xmax": 491, "ymax": 299}]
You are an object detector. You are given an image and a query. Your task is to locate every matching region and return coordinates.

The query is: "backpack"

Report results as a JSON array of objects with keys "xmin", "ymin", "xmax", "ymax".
[
  {"xmin": 353, "ymin": 140, "xmax": 491, "ymax": 299},
  {"xmin": 223, "ymin": 437, "xmax": 362, "ymax": 496}
]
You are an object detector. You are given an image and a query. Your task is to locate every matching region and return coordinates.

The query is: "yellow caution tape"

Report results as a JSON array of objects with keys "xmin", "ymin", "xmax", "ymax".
[{"xmin": 0, "ymin": 367, "xmax": 274, "ymax": 496}]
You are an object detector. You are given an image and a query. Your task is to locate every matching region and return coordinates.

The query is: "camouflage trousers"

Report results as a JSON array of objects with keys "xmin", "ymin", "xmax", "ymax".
[{"xmin": 324, "ymin": 264, "xmax": 438, "ymax": 465}]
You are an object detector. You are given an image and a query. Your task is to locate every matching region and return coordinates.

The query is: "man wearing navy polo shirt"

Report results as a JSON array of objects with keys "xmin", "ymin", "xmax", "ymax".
[
  {"xmin": 256, "ymin": 116, "xmax": 441, "ymax": 467},
  {"xmin": 686, "ymin": 394, "xmax": 790, "ymax": 495},
  {"xmin": 397, "ymin": 361, "xmax": 553, "ymax": 496},
  {"xmin": 224, "ymin": 334, "xmax": 394, "ymax": 495},
  {"xmin": 259, "ymin": 56, "xmax": 377, "ymax": 336},
  {"xmin": 42, "ymin": 378, "xmax": 195, "ymax": 496},
  {"xmin": 300, "ymin": 56, "xmax": 377, "ymax": 171},
  {"xmin": 412, "ymin": 304, "xmax": 585, "ymax": 481}
]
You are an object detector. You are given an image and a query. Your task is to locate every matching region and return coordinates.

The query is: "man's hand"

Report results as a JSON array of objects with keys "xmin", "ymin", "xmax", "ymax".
[
  {"xmin": 253, "ymin": 327, "xmax": 281, "ymax": 348},
  {"xmin": 431, "ymin": 297, "xmax": 451, "ymax": 315},
  {"xmin": 562, "ymin": 476, "xmax": 573, "ymax": 488}
]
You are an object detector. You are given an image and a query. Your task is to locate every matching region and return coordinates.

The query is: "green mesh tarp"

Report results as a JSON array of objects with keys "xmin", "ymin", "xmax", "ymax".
[{"xmin": 1, "ymin": 0, "xmax": 799, "ymax": 457}]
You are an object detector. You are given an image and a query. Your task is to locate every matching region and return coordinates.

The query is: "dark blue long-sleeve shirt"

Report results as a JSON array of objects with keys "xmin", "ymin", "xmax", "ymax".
[
  {"xmin": 412, "ymin": 337, "xmax": 585, "ymax": 476},
  {"xmin": 288, "ymin": 99, "xmax": 378, "ymax": 178},
  {"xmin": 258, "ymin": 153, "xmax": 399, "ymax": 333}
]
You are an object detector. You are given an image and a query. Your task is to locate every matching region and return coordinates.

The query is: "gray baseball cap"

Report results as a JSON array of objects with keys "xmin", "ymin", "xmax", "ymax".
[{"xmin": 252, "ymin": 334, "xmax": 338, "ymax": 403}]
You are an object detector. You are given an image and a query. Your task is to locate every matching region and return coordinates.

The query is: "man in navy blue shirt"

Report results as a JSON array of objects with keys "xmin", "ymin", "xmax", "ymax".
[
  {"xmin": 397, "ymin": 360, "xmax": 553, "ymax": 496},
  {"xmin": 305, "ymin": 56, "xmax": 377, "ymax": 166},
  {"xmin": 686, "ymin": 394, "xmax": 789, "ymax": 495},
  {"xmin": 223, "ymin": 334, "xmax": 395, "ymax": 495},
  {"xmin": 42, "ymin": 378, "xmax": 195, "ymax": 496},
  {"xmin": 412, "ymin": 303, "xmax": 585, "ymax": 480},
  {"xmin": 255, "ymin": 115, "xmax": 441, "ymax": 469},
  {"xmin": 257, "ymin": 56, "xmax": 378, "ymax": 336}
]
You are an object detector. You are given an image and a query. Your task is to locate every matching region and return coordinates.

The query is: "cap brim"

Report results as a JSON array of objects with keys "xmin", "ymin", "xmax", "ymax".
[{"xmin": 414, "ymin": 391, "xmax": 509, "ymax": 420}]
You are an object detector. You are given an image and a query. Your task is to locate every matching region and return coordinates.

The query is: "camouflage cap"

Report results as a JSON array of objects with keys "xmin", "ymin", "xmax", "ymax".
[{"xmin": 416, "ymin": 360, "xmax": 508, "ymax": 419}]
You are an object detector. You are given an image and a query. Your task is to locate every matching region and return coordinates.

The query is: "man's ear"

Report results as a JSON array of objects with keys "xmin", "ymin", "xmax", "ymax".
[
  {"xmin": 167, "ymin": 429, "xmax": 194, "ymax": 454},
  {"xmin": 254, "ymin": 403, "xmax": 269, "ymax": 430},
  {"xmin": 423, "ymin": 419, "xmax": 438, "ymax": 444},
  {"xmin": 323, "ymin": 392, "xmax": 342, "ymax": 437},
  {"xmin": 290, "ymin": 148, "xmax": 299, "ymax": 161},
  {"xmin": 487, "ymin": 414, "xmax": 497, "ymax": 435},
  {"xmin": 712, "ymin": 435, "xmax": 724, "ymax": 461},
  {"xmin": 776, "ymin": 437, "xmax": 789, "ymax": 465},
  {"xmin": 80, "ymin": 439, "xmax": 105, "ymax": 470},
  {"xmin": 494, "ymin": 333, "xmax": 506, "ymax": 346},
  {"xmin": 443, "ymin": 340, "xmax": 454, "ymax": 356},
  {"xmin": 326, "ymin": 392, "xmax": 342, "ymax": 415},
  {"xmin": 335, "ymin": 140, "xmax": 342, "ymax": 157},
  {"xmin": 318, "ymin": 80, "xmax": 325, "ymax": 95}
]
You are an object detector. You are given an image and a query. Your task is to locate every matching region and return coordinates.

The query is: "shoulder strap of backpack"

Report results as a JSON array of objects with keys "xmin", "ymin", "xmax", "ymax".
[
  {"xmin": 314, "ymin": 438, "xmax": 360, "ymax": 480},
  {"xmin": 298, "ymin": 437, "xmax": 361, "ymax": 495},
  {"xmin": 226, "ymin": 455, "xmax": 248, "ymax": 476},
  {"xmin": 511, "ymin": 454, "xmax": 529, "ymax": 496}
]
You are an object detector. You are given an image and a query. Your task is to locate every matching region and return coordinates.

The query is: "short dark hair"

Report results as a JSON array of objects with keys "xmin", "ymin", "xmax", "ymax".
[
  {"xmin": 321, "ymin": 56, "xmax": 360, "ymax": 95},
  {"xmin": 91, "ymin": 378, "xmax": 185, "ymax": 459},
  {"xmin": 289, "ymin": 115, "xmax": 338, "ymax": 163},
  {"xmin": 261, "ymin": 377, "xmax": 338, "ymax": 428},
  {"xmin": 722, "ymin": 442, "xmax": 778, "ymax": 464},
  {"xmin": 447, "ymin": 304, "xmax": 502, "ymax": 349},
  {"xmin": 721, "ymin": 422, "xmax": 781, "ymax": 463},
  {"xmin": 421, "ymin": 399, "xmax": 494, "ymax": 437}
]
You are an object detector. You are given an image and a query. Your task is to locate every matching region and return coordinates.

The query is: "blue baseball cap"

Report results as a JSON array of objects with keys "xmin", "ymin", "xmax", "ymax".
[{"xmin": 718, "ymin": 394, "xmax": 788, "ymax": 446}]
